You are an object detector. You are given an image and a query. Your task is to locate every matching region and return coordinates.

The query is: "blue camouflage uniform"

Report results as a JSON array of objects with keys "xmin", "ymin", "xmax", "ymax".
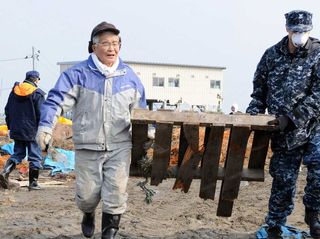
[{"xmin": 246, "ymin": 33, "xmax": 320, "ymax": 227}]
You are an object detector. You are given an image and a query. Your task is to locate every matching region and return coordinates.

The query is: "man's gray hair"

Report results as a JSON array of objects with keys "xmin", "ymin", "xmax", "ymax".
[
  {"xmin": 92, "ymin": 35, "xmax": 100, "ymax": 44},
  {"xmin": 92, "ymin": 34, "xmax": 121, "ymax": 46}
]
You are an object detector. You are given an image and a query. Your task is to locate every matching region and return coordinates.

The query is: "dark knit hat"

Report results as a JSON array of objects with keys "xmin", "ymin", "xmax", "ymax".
[{"xmin": 88, "ymin": 22, "xmax": 120, "ymax": 53}]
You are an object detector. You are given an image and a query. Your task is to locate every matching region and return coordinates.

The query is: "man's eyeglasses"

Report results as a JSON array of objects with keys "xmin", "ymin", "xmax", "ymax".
[{"xmin": 97, "ymin": 41, "xmax": 120, "ymax": 48}]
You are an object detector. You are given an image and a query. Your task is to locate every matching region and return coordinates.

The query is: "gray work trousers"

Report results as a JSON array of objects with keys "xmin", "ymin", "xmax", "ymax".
[{"xmin": 75, "ymin": 147, "xmax": 131, "ymax": 215}]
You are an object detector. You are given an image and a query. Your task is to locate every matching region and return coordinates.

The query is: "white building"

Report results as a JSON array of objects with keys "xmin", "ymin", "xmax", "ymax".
[{"xmin": 57, "ymin": 61, "xmax": 225, "ymax": 112}]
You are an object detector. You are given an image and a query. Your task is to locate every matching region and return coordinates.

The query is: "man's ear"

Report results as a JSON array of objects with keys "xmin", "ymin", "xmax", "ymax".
[{"xmin": 92, "ymin": 43, "xmax": 97, "ymax": 52}]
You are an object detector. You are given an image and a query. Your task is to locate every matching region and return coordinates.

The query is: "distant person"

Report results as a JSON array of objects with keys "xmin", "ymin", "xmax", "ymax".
[
  {"xmin": 230, "ymin": 103, "xmax": 240, "ymax": 114},
  {"xmin": 36, "ymin": 22, "xmax": 146, "ymax": 238},
  {"xmin": 246, "ymin": 10, "xmax": 320, "ymax": 238},
  {"xmin": 0, "ymin": 70, "xmax": 45, "ymax": 190}
]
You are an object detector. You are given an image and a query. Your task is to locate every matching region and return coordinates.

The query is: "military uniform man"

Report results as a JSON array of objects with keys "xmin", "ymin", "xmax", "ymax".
[{"xmin": 246, "ymin": 10, "xmax": 320, "ymax": 238}]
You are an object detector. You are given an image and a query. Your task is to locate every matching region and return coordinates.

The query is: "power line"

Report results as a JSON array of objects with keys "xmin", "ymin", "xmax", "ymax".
[
  {"xmin": 0, "ymin": 56, "xmax": 29, "ymax": 62},
  {"xmin": 0, "ymin": 46, "xmax": 40, "ymax": 70}
]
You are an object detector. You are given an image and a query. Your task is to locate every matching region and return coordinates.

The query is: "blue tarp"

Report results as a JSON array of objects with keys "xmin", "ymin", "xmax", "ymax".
[
  {"xmin": 1, "ymin": 142, "xmax": 14, "ymax": 155},
  {"xmin": 0, "ymin": 142, "xmax": 75, "ymax": 175},
  {"xmin": 256, "ymin": 225, "xmax": 310, "ymax": 239},
  {"xmin": 43, "ymin": 148, "xmax": 75, "ymax": 175}
]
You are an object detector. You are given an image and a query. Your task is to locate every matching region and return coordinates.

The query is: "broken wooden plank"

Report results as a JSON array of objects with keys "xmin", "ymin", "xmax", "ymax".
[
  {"xmin": 173, "ymin": 146, "xmax": 202, "ymax": 193},
  {"xmin": 248, "ymin": 130, "xmax": 270, "ymax": 172},
  {"xmin": 131, "ymin": 109, "xmax": 276, "ymax": 128},
  {"xmin": 183, "ymin": 123, "xmax": 200, "ymax": 152},
  {"xmin": 150, "ymin": 122, "xmax": 173, "ymax": 186},
  {"xmin": 130, "ymin": 167, "xmax": 264, "ymax": 182},
  {"xmin": 217, "ymin": 126, "xmax": 250, "ymax": 217},
  {"xmin": 217, "ymin": 197, "xmax": 234, "ymax": 217},
  {"xmin": 199, "ymin": 126, "xmax": 225, "ymax": 200},
  {"xmin": 178, "ymin": 125, "xmax": 188, "ymax": 167},
  {"xmin": 173, "ymin": 123, "xmax": 201, "ymax": 193},
  {"xmin": 131, "ymin": 123, "xmax": 148, "ymax": 169},
  {"xmin": 130, "ymin": 109, "xmax": 274, "ymax": 217}
]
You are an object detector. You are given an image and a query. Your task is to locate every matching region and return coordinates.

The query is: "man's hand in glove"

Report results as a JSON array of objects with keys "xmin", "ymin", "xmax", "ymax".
[
  {"xmin": 36, "ymin": 131, "xmax": 52, "ymax": 151},
  {"xmin": 267, "ymin": 115, "xmax": 295, "ymax": 132}
]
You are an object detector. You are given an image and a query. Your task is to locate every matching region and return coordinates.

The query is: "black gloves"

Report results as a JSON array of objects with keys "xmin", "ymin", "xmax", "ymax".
[{"xmin": 267, "ymin": 115, "xmax": 296, "ymax": 132}]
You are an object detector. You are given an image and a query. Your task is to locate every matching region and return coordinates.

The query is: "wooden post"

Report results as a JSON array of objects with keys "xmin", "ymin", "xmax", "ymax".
[
  {"xmin": 131, "ymin": 123, "xmax": 148, "ymax": 170},
  {"xmin": 173, "ymin": 123, "xmax": 200, "ymax": 192},
  {"xmin": 150, "ymin": 122, "xmax": 173, "ymax": 186},
  {"xmin": 199, "ymin": 126, "xmax": 225, "ymax": 200},
  {"xmin": 217, "ymin": 126, "xmax": 250, "ymax": 217}
]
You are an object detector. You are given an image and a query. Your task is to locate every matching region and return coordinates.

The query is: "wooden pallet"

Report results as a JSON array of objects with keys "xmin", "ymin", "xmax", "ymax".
[{"xmin": 131, "ymin": 109, "xmax": 275, "ymax": 217}]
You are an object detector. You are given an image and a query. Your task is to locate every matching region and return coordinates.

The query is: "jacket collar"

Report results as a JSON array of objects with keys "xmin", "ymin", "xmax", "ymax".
[
  {"xmin": 91, "ymin": 53, "xmax": 120, "ymax": 75},
  {"xmin": 87, "ymin": 55, "xmax": 126, "ymax": 78},
  {"xmin": 23, "ymin": 79, "xmax": 38, "ymax": 87}
]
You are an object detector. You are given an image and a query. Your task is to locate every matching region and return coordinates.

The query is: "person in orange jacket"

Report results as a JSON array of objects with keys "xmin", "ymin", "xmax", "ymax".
[{"xmin": 0, "ymin": 70, "xmax": 45, "ymax": 190}]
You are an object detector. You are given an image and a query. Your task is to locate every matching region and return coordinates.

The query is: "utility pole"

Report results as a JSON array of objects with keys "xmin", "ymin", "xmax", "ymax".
[{"xmin": 31, "ymin": 46, "xmax": 40, "ymax": 70}]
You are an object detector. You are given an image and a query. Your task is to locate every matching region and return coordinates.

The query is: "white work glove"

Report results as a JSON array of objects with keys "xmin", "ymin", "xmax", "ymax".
[{"xmin": 36, "ymin": 131, "xmax": 52, "ymax": 151}]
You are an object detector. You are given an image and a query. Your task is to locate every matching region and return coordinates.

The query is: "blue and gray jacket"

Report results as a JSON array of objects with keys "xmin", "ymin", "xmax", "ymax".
[{"xmin": 38, "ymin": 56, "xmax": 146, "ymax": 151}]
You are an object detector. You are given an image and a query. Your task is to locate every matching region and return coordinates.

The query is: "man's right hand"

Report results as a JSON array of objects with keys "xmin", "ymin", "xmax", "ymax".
[
  {"xmin": 267, "ymin": 115, "xmax": 295, "ymax": 132},
  {"xmin": 36, "ymin": 131, "xmax": 52, "ymax": 151}
]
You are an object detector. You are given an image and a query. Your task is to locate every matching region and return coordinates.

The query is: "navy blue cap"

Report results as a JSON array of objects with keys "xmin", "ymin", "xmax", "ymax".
[
  {"xmin": 25, "ymin": 70, "xmax": 40, "ymax": 79},
  {"xmin": 285, "ymin": 10, "xmax": 313, "ymax": 32}
]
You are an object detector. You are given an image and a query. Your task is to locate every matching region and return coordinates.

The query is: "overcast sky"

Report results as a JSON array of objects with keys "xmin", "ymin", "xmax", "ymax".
[{"xmin": 1, "ymin": 0, "xmax": 320, "ymax": 113}]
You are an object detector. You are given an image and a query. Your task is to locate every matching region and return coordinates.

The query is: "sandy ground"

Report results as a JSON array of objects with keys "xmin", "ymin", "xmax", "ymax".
[
  {"xmin": 0, "ymin": 125, "xmax": 311, "ymax": 239},
  {"xmin": 0, "ymin": 166, "xmax": 310, "ymax": 239}
]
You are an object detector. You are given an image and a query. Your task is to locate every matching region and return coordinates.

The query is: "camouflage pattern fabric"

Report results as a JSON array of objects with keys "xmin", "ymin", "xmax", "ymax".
[
  {"xmin": 246, "ymin": 36, "xmax": 320, "ymax": 227},
  {"xmin": 246, "ymin": 36, "xmax": 320, "ymax": 150},
  {"xmin": 265, "ymin": 148, "xmax": 320, "ymax": 227},
  {"xmin": 285, "ymin": 10, "xmax": 313, "ymax": 32}
]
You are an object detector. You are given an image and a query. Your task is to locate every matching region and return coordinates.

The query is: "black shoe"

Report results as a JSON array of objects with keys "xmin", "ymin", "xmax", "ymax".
[
  {"xmin": 28, "ymin": 180, "xmax": 41, "ymax": 190},
  {"xmin": 0, "ymin": 173, "xmax": 9, "ymax": 189},
  {"xmin": 81, "ymin": 212, "xmax": 95, "ymax": 238},
  {"xmin": 101, "ymin": 213, "xmax": 121, "ymax": 239},
  {"xmin": 305, "ymin": 209, "xmax": 320, "ymax": 238},
  {"xmin": 267, "ymin": 226, "xmax": 282, "ymax": 239},
  {"xmin": 28, "ymin": 169, "xmax": 41, "ymax": 190},
  {"xmin": 102, "ymin": 228, "xmax": 118, "ymax": 239},
  {"xmin": 0, "ymin": 159, "xmax": 15, "ymax": 189}
]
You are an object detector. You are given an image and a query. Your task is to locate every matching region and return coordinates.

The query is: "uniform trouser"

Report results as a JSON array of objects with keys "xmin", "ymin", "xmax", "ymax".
[
  {"xmin": 266, "ymin": 146, "xmax": 320, "ymax": 227},
  {"xmin": 9, "ymin": 140, "xmax": 42, "ymax": 169},
  {"xmin": 75, "ymin": 147, "xmax": 131, "ymax": 215}
]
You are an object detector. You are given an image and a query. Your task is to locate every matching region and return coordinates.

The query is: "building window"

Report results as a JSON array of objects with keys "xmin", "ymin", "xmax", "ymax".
[
  {"xmin": 210, "ymin": 80, "xmax": 221, "ymax": 89},
  {"xmin": 153, "ymin": 77, "xmax": 165, "ymax": 87},
  {"xmin": 168, "ymin": 77, "xmax": 180, "ymax": 87}
]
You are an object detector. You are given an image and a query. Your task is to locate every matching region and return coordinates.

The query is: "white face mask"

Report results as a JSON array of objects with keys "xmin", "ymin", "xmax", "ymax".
[{"xmin": 291, "ymin": 32, "xmax": 309, "ymax": 47}]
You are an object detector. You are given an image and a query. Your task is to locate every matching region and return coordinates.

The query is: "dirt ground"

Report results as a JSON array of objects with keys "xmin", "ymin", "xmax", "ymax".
[
  {"xmin": 0, "ymin": 168, "xmax": 309, "ymax": 239},
  {"xmin": 0, "ymin": 125, "xmax": 311, "ymax": 239}
]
